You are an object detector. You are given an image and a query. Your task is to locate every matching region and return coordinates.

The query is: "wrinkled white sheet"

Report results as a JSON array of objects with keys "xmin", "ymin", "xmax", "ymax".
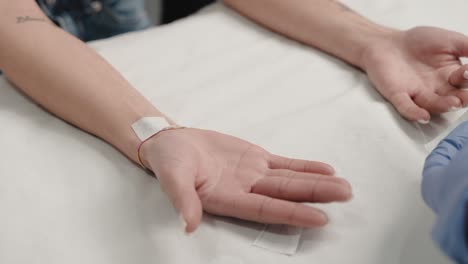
[{"xmin": 1, "ymin": 1, "xmax": 466, "ymax": 263}]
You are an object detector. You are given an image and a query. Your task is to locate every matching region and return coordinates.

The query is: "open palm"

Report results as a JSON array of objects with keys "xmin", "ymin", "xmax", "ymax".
[
  {"xmin": 140, "ymin": 128, "xmax": 351, "ymax": 233},
  {"xmin": 364, "ymin": 26, "xmax": 468, "ymax": 123}
]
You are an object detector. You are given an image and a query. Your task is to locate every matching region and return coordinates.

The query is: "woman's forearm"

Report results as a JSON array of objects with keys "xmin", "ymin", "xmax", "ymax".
[
  {"xmin": 0, "ymin": 2, "xmax": 167, "ymax": 163},
  {"xmin": 223, "ymin": 0, "xmax": 395, "ymax": 69}
]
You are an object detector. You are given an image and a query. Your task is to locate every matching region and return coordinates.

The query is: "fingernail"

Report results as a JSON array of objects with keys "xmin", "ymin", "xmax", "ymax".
[
  {"xmin": 464, "ymin": 70, "xmax": 468, "ymax": 80},
  {"xmin": 417, "ymin": 119, "xmax": 430, "ymax": 125},
  {"xmin": 179, "ymin": 214, "xmax": 188, "ymax": 234},
  {"xmin": 317, "ymin": 212, "xmax": 328, "ymax": 226},
  {"xmin": 449, "ymin": 106, "xmax": 462, "ymax": 112}
]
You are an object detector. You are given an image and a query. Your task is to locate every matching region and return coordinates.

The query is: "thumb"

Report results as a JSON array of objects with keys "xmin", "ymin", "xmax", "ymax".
[
  {"xmin": 423, "ymin": 121, "xmax": 468, "ymax": 210},
  {"xmin": 156, "ymin": 165, "xmax": 203, "ymax": 234}
]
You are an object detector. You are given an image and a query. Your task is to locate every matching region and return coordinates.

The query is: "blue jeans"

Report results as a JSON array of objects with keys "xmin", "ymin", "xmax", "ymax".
[{"xmin": 36, "ymin": 0, "xmax": 153, "ymax": 41}]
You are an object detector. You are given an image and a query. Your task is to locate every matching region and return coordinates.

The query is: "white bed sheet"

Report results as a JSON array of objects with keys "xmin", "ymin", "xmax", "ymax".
[{"xmin": 1, "ymin": 1, "xmax": 467, "ymax": 263}]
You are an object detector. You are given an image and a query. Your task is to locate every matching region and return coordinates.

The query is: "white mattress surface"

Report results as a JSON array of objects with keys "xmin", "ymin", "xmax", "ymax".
[{"xmin": 2, "ymin": 1, "xmax": 467, "ymax": 263}]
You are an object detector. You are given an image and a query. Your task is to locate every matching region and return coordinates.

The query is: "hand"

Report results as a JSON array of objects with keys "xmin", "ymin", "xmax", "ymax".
[
  {"xmin": 423, "ymin": 121, "xmax": 468, "ymax": 212},
  {"xmin": 423, "ymin": 121, "xmax": 468, "ymax": 262},
  {"xmin": 140, "ymin": 128, "xmax": 352, "ymax": 233},
  {"xmin": 362, "ymin": 26, "xmax": 468, "ymax": 123}
]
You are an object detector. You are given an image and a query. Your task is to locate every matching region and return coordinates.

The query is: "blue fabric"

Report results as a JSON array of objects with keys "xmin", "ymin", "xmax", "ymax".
[
  {"xmin": 423, "ymin": 121, "xmax": 468, "ymax": 263},
  {"xmin": 36, "ymin": 0, "xmax": 153, "ymax": 41}
]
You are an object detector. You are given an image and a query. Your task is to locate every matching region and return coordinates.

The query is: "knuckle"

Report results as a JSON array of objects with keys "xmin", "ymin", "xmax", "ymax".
[{"xmin": 309, "ymin": 178, "xmax": 322, "ymax": 201}]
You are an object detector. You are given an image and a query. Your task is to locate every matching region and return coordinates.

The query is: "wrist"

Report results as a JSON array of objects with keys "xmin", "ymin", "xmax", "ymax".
[
  {"xmin": 358, "ymin": 28, "xmax": 402, "ymax": 71},
  {"xmin": 107, "ymin": 115, "xmax": 177, "ymax": 166},
  {"xmin": 317, "ymin": 10, "xmax": 399, "ymax": 70},
  {"xmin": 137, "ymin": 125, "xmax": 186, "ymax": 171},
  {"xmin": 139, "ymin": 137, "xmax": 156, "ymax": 171}
]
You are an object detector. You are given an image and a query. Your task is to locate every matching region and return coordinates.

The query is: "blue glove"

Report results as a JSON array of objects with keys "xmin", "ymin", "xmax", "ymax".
[{"xmin": 423, "ymin": 121, "xmax": 468, "ymax": 263}]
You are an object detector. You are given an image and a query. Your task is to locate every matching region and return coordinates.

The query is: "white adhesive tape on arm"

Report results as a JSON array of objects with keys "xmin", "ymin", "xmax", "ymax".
[{"xmin": 131, "ymin": 117, "xmax": 171, "ymax": 141}]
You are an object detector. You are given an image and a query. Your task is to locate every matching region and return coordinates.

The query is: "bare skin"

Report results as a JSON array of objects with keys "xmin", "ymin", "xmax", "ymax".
[
  {"xmin": 0, "ymin": 1, "xmax": 351, "ymax": 234},
  {"xmin": 224, "ymin": 0, "xmax": 468, "ymax": 123},
  {"xmin": 3, "ymin": 0, "xmax": 467, "ymax": 233}
]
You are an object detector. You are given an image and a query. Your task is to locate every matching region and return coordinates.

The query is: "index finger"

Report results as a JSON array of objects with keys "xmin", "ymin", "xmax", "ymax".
[{"xmin": 268, "ymin": 154, "xmax": 335, "ymax": 175}]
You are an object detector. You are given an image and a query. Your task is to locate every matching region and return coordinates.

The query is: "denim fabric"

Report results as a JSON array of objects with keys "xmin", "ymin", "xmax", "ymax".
[{"xmin": 36, "ymin": 0, "xmax": 153, "ymax": 41}]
